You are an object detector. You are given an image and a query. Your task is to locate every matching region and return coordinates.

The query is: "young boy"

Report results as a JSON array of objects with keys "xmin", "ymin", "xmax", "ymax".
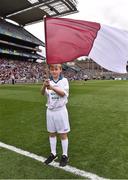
[{"xmin": 41, "ymin": 64, "xmax": 70, "ymax": 167}]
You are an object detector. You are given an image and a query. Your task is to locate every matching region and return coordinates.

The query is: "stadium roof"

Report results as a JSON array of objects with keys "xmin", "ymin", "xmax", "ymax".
[{"xmin": 0, "ymin": 0, "xmax": 78, "ymax": 26}]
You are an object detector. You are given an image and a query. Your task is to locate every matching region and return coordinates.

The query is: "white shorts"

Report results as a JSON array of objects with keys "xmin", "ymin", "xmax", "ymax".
[{"xmin": 46, "ymin": 106, "xmax": 70, "ymax": 133}]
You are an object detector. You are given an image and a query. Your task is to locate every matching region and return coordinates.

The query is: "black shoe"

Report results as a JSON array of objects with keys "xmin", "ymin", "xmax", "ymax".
[
  {"xmin": 59, "ymin": 155, "xmax": 69, "ymax": 167},
  {"xmin": 44, "ymin": 153, "xmax": 57, "ymax": 165}
]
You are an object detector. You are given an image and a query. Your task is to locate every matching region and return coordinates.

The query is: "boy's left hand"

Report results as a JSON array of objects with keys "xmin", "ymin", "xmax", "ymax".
[{"xmin": 45, "ymin": 79, "xmax": 52, "ymax": 90}]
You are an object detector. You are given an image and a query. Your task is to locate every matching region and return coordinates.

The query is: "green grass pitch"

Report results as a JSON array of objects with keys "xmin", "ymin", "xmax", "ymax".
[{"xmin": 0, "ymin": 80, "xmax": 128, "ymax": 179}]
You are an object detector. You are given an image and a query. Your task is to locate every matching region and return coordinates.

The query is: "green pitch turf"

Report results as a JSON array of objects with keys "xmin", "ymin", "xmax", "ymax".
[{"xmin": 0, "ymin": 80, "xmax": 128, "ymax": 179}]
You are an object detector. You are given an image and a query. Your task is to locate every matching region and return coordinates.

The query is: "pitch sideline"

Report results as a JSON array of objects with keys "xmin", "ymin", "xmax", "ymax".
[{"xmin": 0, "ymin": 141, "xmax": 107, "ymax": 180}]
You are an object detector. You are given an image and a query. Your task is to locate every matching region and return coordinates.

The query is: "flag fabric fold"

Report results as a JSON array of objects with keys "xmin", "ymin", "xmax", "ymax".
[{"xmin": 44, "ymin": 17, "xmax": 128, "ymax": 73}]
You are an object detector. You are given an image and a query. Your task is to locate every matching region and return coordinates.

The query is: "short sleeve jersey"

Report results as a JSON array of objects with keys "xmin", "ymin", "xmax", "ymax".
[{"xmin": 45, "ymin": 77, "xmax": 69, "ymax": 110}]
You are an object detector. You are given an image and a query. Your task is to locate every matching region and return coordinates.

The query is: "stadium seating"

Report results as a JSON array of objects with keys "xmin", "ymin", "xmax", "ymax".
[{"xmin": 0, "ymin": 19, "xmax": 44, "ymax": 61}]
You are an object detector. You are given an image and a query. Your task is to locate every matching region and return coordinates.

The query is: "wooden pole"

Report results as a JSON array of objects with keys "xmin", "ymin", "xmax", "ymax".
[{"xmin": 43, "ymin": 15, "xmax": 49, "ymax": 80}]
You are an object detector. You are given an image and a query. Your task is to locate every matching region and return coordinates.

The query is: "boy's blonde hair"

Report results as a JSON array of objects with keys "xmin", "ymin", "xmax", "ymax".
[{"xmin": 49, "ymin": 64, "xmax": 62, "ymax": 69}]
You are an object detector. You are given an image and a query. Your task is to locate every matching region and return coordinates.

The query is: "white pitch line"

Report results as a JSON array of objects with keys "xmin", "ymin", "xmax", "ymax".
[{"xmin": 0, "ymin": 141, "xmax": 108, "ymax": 180}]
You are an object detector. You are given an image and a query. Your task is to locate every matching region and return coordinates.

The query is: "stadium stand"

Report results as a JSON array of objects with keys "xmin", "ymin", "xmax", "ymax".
[
  {"xmin": 1, "ymin": 59, "xmax": 128, "ymax": 85},
  {"xmin": 75, "ymin": 59, "xmax": 128, "ymax": 80},
  {"xmin": 0, "ymin": 19, "xmax": 44, "ymax": 61}
]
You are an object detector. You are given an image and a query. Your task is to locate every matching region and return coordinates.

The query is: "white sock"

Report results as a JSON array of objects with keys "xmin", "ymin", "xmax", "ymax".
[
  {"xmin": 49, "ymin": 136, "xmax": 57, "ymax": 156},
  {"xmin": 61, "ymin": 138, "xmax": 68, "ymax": 157}
]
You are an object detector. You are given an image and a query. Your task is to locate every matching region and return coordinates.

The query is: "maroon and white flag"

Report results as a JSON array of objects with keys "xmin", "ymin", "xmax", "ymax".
[{"xmin": 44, "ymin": 17, "xmax": 128, "ymax": 73}]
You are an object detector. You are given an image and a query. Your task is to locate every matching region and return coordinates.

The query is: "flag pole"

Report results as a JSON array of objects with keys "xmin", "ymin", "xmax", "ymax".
[{"xmin": 43, "ymin": 15, "xmax": 49, "ymax": 79}]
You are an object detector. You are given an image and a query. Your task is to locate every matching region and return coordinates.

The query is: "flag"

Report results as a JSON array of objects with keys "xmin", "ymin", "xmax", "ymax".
[{"xmin": 44, "ymin": 17, "xmax": 128, "ymax": 73}]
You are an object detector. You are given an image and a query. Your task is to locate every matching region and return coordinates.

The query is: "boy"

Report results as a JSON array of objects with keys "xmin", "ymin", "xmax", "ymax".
[{"xmin": 41, "ymin": 64, "xmax": 70, "ymax": 167}]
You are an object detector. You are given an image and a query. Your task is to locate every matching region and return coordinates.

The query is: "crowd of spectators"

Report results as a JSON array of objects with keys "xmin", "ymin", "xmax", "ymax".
[
  {"xmin": 0, "ymin": 58, "xmax": 87, "ymax": 84},
  {"xmin": 0, "ymin": 58, "xmax": 128, "ymax": 84},
  {"xmin": 0, "ymin": 58, "xmax": 46, "ymax": 84}
]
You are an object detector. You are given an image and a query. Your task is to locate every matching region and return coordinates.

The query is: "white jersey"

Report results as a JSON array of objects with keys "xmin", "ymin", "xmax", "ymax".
[{"xmin": 45, "ymin": 77, "xmax": 69, "ymax": 110}]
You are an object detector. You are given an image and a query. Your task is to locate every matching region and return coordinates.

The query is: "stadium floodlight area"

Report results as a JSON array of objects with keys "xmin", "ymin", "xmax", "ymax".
[{"xmin": 0, "ymin": 0, "xmax": 78, "ymax": 26}]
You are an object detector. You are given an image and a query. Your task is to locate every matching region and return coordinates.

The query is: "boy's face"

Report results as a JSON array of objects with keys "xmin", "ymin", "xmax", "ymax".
[{"xmin": 49, "ymin": 64, "xmax": 62, "ymax": 80}]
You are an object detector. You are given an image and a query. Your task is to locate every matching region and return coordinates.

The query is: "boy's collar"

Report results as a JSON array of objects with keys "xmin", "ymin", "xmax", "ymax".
[{"xmin": 50, "ymin": 74, "xmax": 63, "ymax": 83}]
